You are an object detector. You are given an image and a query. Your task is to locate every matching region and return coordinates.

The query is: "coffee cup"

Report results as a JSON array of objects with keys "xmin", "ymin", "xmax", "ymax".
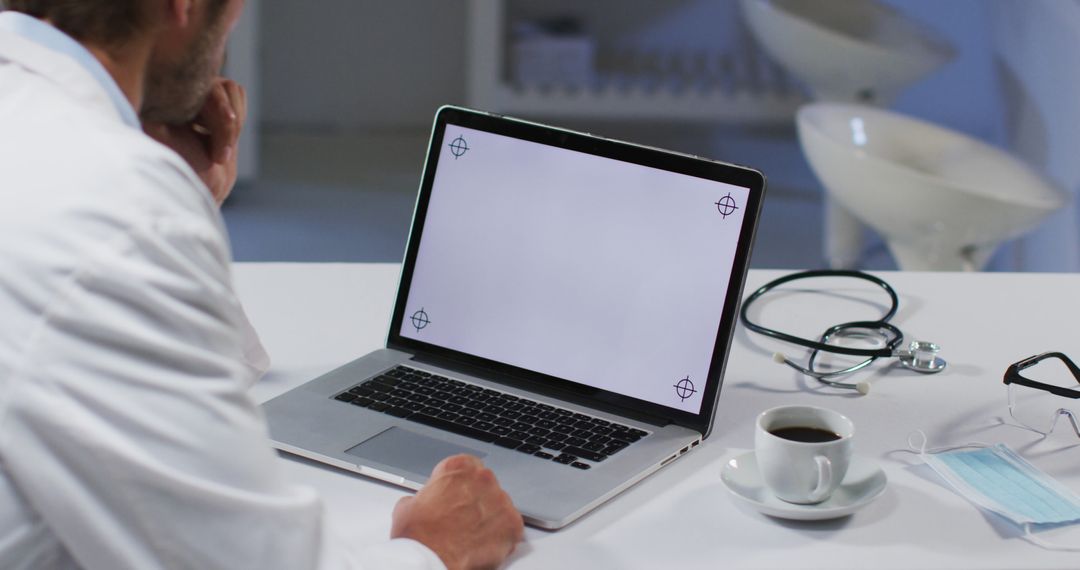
[{"xmin": 754, "ymin": 405, "xmax": 854, "ymax": 504}]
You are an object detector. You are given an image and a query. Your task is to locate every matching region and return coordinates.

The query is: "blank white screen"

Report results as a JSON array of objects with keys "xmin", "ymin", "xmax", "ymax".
[{"xmin": 401, "ymin": 126, "xmax": 750, "ymax": 414}]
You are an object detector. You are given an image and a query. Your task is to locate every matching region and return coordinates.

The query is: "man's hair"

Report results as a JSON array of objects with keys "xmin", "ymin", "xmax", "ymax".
[
  {"xmin": 2, "ymin": 0, "xmax": 149, "ymax": 47},
  {"xmin": 1, "ymin": 1, "xmax": 227, "ymax": 47}
]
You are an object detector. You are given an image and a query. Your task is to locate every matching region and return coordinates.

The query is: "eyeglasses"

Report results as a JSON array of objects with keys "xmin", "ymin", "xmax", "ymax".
[{"xmin": 1003, "ymin": 352, "xmax": 1080, "ymax": 437}]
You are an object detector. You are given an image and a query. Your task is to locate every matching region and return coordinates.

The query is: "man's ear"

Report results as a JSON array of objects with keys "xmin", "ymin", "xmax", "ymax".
[{"xmin": 165, "ymin": 0, "xmax": 195, "ymax": 28}]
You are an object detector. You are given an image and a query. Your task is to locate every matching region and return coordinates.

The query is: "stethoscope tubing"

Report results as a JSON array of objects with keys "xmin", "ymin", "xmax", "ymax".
[{"xmin": 740, "ymin": 269, "xmax": 903, "ymax": 359}]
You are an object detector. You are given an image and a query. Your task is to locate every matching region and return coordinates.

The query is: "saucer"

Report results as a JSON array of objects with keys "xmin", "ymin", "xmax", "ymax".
[{"xmin": 720, "ymin": 451, "xmax": 887, "ymax": 521}]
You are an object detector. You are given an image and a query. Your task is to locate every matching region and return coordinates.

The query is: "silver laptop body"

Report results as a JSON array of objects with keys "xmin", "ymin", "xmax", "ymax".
[{"xmin": 263, "ymin": 106, "xmax": 766, "ymax": 529}]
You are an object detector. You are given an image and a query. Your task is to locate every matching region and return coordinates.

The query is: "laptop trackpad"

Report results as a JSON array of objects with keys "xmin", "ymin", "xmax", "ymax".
[{"xmin": 345, "ymin": 427, "xmax": 488, "ymax": 479}]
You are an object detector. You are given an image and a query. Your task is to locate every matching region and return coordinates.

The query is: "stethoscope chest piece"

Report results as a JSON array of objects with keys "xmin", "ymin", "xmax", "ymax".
[{"xmin": 896, "ymin": 340, "xmax": 947, "ymax": 373}]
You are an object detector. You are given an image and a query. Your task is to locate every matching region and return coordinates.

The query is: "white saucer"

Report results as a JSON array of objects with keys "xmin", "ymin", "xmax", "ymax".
[{"xmin": 720, "ymin": 451, "xmax": 887, "ymax": 521}]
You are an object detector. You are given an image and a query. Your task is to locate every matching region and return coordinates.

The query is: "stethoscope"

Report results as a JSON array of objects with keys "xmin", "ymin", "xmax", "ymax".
[{"xmin": 740, "ymin": 270, "xmax": 946, "ymax": 395}]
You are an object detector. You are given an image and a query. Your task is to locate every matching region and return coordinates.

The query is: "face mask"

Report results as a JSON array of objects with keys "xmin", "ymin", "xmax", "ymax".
[{"xmin": 910, "ymin": 431, "xmax": 1080, "ymax": 551}]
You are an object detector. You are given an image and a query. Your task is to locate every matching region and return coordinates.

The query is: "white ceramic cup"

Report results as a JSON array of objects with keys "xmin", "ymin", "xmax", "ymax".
[{"xmin": 754, "ymin": 405, "xmax": 855, "ymax": 504}]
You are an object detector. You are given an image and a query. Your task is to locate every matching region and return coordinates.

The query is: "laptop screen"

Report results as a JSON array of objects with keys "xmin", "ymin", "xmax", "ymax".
[{"xmin": 393, "ymin": 108, "xmax": 763, "ymax": 424}]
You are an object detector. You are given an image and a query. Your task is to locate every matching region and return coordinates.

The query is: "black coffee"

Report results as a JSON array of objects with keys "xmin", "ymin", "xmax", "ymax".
[{"xmin": 770, "ymin": 426, "xmax": 842, "ymax": 443}]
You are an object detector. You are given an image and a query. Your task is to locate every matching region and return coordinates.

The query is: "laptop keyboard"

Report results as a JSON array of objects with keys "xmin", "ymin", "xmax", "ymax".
[{"xmin": 333, "ymin": 365, "xmax": 649, "ymax": 470}]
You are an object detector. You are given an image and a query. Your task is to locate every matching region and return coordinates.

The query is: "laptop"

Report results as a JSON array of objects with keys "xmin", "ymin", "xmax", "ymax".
[{"xmin": 262, "ymin": 105, "xmax": 766, "ymax": 529}]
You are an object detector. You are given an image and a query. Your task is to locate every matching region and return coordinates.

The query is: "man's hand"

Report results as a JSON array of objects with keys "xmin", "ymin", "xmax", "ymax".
[
  {"xmin": 391, "ymin": 454, "xmax": 524, "ymax": 570},
  {"xmin": 143, "ymin": 78, "xmax": 247, "ymax": 206}
]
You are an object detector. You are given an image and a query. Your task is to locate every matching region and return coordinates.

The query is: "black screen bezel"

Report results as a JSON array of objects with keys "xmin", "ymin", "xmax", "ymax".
[{"xmin": 387, "ymin": 106, "xmax": 766, "ymax": 437}]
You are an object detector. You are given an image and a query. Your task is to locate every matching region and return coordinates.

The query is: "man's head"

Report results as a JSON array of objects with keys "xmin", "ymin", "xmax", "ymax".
[
  {"xmin": 3, "ymin": 0, "xmax": 243, "ymax": 125},
  {"xmin": 2, "ymin": 0, "xmax": 149, "ymax": 48}
]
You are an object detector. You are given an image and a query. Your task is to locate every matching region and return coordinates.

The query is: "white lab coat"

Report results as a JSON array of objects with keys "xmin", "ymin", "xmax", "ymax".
[{"xmin": 0, "ymin": 14, "xmax": 443, "ymax": 570}]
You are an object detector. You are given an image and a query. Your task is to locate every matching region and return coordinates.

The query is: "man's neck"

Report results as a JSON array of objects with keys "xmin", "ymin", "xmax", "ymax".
[{"xmin": 81, "ymin": 42, "xmax": 150, "ymax": 117}]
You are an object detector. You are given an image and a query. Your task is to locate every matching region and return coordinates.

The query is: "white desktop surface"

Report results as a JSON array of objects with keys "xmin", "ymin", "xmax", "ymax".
[{"xmin": 235, "ymin": 263, "xmax": 1080, "ymax": 569}]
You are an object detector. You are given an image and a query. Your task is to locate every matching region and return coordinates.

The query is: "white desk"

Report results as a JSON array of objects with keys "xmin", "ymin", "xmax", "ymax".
[{"xmin": 235, "ymin": 263, "xmax": 1080, "ymax": 569}]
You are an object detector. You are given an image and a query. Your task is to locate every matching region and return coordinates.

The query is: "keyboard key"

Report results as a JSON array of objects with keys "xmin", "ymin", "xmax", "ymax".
[
  {"xmin": 350, "ymin": 398, "xmax": 372, "ymax": 408},
  {"xmin": 334, "ymin": 393, "xmax": 357, "ymax": 403},
  {"xmin": 565, "ymin": 437, "xmax": 588, "ymax": 447},
  {"xmin": 509, "ymin": 430, "xmax": 530, "ymax": 441},
  {"xmin": 526, "ymin": 435, "xmax": 547, "ymax": 445},
  {"xmin": 610, "ymin": 431, "xmax": 642, "ymax": 443},
  {"xmin": 602, "ymin": 444, "xmax": 627, "ymax": 455},
  {"xmin": 457, "ymin": 417, "xmax": 478, "ymax": 427},
  {"xmin": 562, "ymin": 446, "xmax": 607, "ymax": 462},
  {"xmin": 437, "ymin": 411, "xmax": 460, "ymax": 422},
  {"xmin": 553, "ymin": 454, "xmax": 577, "ymax": 464},
  {"xmin": 543, "ymin": 441, "xmax": 567, "ymax": 451},
  {"xmin": 410, "ymin": 414, "xmax": 498, "ymax": 443},
  {"xmin": 500, "ymin": 410, "xmax": 523, "ymax": 420},
  {"xmin": 571, "ymin": 462, "xmax": 591, "ymax": 470},
  {"xmin": 372, "ymin": 376, "xmax": 400, "ymax": 387},
  {"xmin": 474, "ymin": 421, "xmax": 495, "ymax": 431},
  {"xmin": 386, "ymin": 407, "xmax": 412, "ymax": 418},
  {"xmin": 494, "ymin": 437, "xmax": 524, "ymax": 449},
  {"xmin": 517, "ymin": 444, "xmax": 542, "ymax": 454},
  {"xmin": 534, "ymin": 451, "xmax": 554, "ymax": 460},
  {"xmin": 368, "ymin": 402, "xmax": 390, "ymax": 412},
  {"xmin": 583, "ymin": 440, "xmax": 607, "ymax": 452},
  {"xmin": 347, "ymin": 386, "xmax": 373, "ymax": 396}
]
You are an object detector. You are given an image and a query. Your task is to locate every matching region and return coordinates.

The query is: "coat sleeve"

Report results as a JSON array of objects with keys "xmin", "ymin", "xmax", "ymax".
[{"xmin": 0, "ymin": 214, "xmax": 444, "ymax": 570}]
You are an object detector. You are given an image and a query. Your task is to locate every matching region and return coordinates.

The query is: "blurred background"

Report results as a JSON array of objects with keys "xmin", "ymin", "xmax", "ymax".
[{"xmin": 222, "ymin": 0, "xmax": 1080, "ymax": 272}]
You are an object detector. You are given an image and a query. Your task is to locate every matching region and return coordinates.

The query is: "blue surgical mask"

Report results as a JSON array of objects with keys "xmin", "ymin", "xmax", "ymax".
[{"xmin": 911, "ymin": 432, "xmax": 1080, "ymax": 551}]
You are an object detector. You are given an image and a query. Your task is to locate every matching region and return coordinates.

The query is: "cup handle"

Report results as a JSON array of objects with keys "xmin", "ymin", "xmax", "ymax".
[{"xmin": 808, "ymin": 455, "xmax": 833, "ymax": 503}]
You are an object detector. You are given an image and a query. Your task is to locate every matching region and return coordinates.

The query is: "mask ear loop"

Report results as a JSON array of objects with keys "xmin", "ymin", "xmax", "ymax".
[
  {"xmin": 906, "ymin": 430, "xmax": 991, "ymax": 455},
  {"xmin": 1023, "ymin": 524, "xmax": 1080, "ymax": 551}
]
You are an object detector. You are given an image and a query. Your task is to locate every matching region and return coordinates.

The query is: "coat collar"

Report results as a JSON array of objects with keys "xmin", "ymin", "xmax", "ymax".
[{"xmin": 0, "ymin": 11, "xmax": 140, "ymax": 129}]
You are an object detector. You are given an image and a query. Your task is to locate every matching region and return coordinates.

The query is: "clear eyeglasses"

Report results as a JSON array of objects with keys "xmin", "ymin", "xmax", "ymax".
[{"xmin": 1003, "ymin": 352, "xmax": 1080, "ymax": 438}]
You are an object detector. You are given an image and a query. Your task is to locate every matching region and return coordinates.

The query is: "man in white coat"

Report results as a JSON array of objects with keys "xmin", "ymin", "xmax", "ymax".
[{"xmin": 0, "ymin": 1, "xmax": 524, "ymax": 569}]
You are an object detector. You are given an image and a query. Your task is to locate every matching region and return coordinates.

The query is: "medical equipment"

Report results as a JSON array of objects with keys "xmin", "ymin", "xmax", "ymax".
[
  {"xmin": 910, "ymin": 431, "xmax": 1080, "ymax": 552},
  {"xmin": 1004, "ymin": 352, "xmax": 1080, "ymax": 437},
  {"xmin": 740, "ymin": 269, "xmax": 945, "ymax": 394}
]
